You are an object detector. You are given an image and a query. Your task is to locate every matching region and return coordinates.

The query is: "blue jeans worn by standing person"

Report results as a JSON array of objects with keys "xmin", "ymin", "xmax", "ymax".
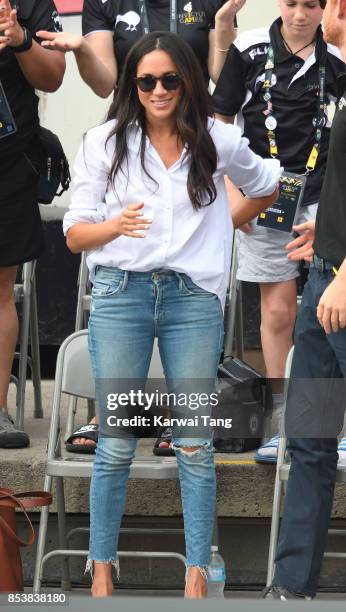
[
  {"xmin": 272, "ymin": 259, "xmax": 346, "ymax": 598},
  {"xmin": 86, "ymin": 266, "xmax": 224, "ymax": 580}
]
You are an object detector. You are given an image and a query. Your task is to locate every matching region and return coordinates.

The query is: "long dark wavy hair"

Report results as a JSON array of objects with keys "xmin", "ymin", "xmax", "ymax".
[{"xmin": 106, "ymin": 32, "xmax": 217, "ymax": 210}]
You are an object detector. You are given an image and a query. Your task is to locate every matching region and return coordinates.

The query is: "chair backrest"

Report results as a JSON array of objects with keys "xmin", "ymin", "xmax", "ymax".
[{"xmin": 61, "ymin": 330, "xmax": 95, "ymax": 400}]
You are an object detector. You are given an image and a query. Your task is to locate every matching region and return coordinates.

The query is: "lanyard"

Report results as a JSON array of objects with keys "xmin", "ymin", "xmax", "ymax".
[
  {"xmin": 137, "ymin": 0, "xmax": 177, "ymax": 35},
  {"xmin": 262, "ymin": 45, "xmax": 327, "ymax": 174}
]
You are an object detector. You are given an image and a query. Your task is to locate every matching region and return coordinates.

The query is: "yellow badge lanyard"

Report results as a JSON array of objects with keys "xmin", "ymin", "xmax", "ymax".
[
  {"xmin": 262, "ymin": 45, "xmax": 328, "ymax": 175},
  {"xmin": 138, "ymin": 0, "xmax": 177, "ymax": 34}
]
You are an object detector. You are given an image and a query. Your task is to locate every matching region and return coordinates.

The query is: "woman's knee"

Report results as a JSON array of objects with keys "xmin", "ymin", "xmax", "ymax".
[
  {"xmin": 260, "ymin": 282, "xmax": 297, "ymax": 334},
  {"xmin": 96, "ymin": 436, "xmax": 136, "ymax": 466},
  {"xmin": 0, "ymin": 266, "xmax": 17, "ymax": 304},
  {"xmin": 261, "ymin": 300, "xmax": 296, "ymax": 334},
  {"xmin": 173, "ymin": 440, "xmax": 214, "ymax": 463}
]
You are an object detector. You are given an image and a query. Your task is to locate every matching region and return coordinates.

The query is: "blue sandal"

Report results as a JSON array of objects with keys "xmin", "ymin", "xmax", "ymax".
[{"xmin": 255, "ymin": 435, "xmax": 279, "ymax": 464}]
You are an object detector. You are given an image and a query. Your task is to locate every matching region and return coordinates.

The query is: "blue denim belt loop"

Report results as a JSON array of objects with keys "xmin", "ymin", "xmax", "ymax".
[{"xmin": 312, "ymin": 254, "xmax": 335, "ymax": 273}]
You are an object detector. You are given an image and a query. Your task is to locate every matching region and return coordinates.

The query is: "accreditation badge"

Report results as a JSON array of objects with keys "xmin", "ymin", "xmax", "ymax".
[
  {"xmin": 0, "ymin": 81, "xmax": 17, "ymax": 139},
  {"xmin": 256, "ymin": 171, "xmax": 307, "ymax": 233}
]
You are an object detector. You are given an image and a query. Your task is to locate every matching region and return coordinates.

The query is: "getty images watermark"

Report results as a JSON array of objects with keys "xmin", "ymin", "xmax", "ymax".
[{"xmin": 105, "ymin": 389, "xmax": 233, "ymax": 430}]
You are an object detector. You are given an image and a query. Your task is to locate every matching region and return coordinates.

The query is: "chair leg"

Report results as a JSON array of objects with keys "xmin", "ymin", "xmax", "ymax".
[
  {"xmin": 235, "ymin": 281, "xmax": 244, "ymax": 361},
  {"xmin": 56, "ymin": 477, "xmax": 72, "ymax": 591},
  {"xmin": 33, "ymin": 475, "xmax": 52, "ymax": 593},
  {"xmin": 30, "ymin": 269, "xmax": 43, "ymax": 419},
  {"xmin": 87, "ymin": 399, "xmax": 95, "ymax": 423},
  {"xmin": 15, "ymin": 262, "xmax": 32, "ymax": 431},
  {"xmin": 266, "ymin": 437, "xmax": 287, "ymax": 586},
  {"xmin": 75, "ymin": 252, "xmax": 88, "ymax": 332},
  {"xmin": 66, "ymin": 396, "xmax": 78, "ymax": 440}
]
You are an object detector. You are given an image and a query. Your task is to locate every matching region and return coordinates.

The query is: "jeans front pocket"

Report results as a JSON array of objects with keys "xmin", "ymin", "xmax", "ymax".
[
  {"xmin": 180, "ymin": 274, "xmax": 215, "ymax": 298},
  {"xmin": 91, "ymin": 268, "xmax": 126, "ymax": 298}
]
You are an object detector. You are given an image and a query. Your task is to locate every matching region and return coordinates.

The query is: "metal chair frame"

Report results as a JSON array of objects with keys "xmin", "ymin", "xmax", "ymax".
[
  {"xmin": 12, "ymin": 260, "xmax": 42, "ymax": 430},
  {"xmin": 267, "ymin": 346, "xmax": 346, "ymax": 586}
]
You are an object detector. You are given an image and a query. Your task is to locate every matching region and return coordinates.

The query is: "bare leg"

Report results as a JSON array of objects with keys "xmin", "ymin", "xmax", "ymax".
[
  {"xmin": 260, "ymin": 280, "xmax": 297, "ymax": 382},
  {"xmin": 0, "ymin": 266, "xmax": 18, "ymax": 410},
  {"xmin": 185, "ymin": 566, "xmax": 208, "ymax": 599},
  {"xmin": 91, "ymin": 562, "xmax": 113, "ymax": 598}
]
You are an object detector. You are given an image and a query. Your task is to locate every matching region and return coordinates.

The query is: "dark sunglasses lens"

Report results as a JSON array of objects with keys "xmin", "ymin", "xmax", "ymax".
[
  {"xmin": 137, "ymin": 77, "xmax": 157, "ymax": 92},
  {"xmin": 136, "ymin": 75, "xmax": 182, "ymax": 92},
  {"xmin": 162, "ymin": 75, "xmax": 182, "ymax": 90}
]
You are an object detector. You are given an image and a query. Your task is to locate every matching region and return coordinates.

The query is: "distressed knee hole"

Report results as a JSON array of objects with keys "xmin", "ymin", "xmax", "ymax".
[{"xmin": 172, "ymin": 442, "xmax": 213, "ymax": 456}]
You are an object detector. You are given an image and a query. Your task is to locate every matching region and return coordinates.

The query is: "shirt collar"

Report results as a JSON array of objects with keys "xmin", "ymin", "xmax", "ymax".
[{"xmin": 269, "ymin": 17, "xmax": 324, "ymax": 65}]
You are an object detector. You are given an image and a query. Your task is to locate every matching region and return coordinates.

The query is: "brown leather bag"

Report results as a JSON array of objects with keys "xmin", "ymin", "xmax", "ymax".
[{"xmin": 0, "ymin": 488, "xmax": 52, "ymax": 592}]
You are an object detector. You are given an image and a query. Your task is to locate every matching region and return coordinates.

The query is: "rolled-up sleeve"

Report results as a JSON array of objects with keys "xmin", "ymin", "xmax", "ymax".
[
  {"xmin": 63, "ymin": 127, "xmax": 111, "ymax": 236},
  {"xmin": 224, "ymin": 126, "xmax": 281, "ymax": 197}
]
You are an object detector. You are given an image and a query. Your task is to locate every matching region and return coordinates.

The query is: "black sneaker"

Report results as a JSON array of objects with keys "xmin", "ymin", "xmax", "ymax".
[
  {"xmin": 0, "ymin": 410, "xmax": 29, "ymax": 448},
  {"xmin": 263, "ymin": 586, "xmax": 312, "ymax": 601}
]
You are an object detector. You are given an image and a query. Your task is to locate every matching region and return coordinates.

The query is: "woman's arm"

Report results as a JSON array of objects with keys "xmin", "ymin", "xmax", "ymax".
[
  {"xmin": 66, "ymin": 203, "xmax": 152, "ymax": 253},
  {"xmin": 231, "ymin": 184, "xmax": 279, "ymax": 228},
  {"xmin": 208, "ymin": 0, "xmax": 246, "ymax": 83},
  {"xmin": 36, "ymin": 30, "xmax": 117, "ymax": 98},
  {"xmin": 220, "ymin": 123, "xmax": 281, "ymax": 224},
  {"xmin": 0, "ymin": 4, "xmax": 65, "ymax": 91}
]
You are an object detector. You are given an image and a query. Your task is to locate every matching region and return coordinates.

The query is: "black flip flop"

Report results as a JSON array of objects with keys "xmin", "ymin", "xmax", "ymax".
[
  {"xmin": 65, "ymin": 423, "xmax": 98, "ymax": 454},
  {"xmin": 152, "ymin": 426, "xmax": 175, "ymax": 456}
]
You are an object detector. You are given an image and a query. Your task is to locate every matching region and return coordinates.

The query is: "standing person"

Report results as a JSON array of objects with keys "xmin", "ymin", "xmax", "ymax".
[
  {"xmin": 212, "ymin": 0, "xmax": 345, "ymax": 462},
  {"xmin": 264, "ymin": 0, "xmax": 346, "ymax": 599},
  {"xmin": 39, "ymin": 0, "xmax": 247, "ymax": 455},
  {"xmin": 0, "ymin": 0, "xmax": 65, "ymax": 449},
  {"xmin": 63, "ymin": 32, "xmax": 280, "ymax": 597}
]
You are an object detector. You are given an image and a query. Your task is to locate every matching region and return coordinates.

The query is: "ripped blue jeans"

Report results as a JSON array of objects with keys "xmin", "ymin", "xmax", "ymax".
[{"xmin": 87, "ymin": 267, "xmax": 224, "ymax": 577}]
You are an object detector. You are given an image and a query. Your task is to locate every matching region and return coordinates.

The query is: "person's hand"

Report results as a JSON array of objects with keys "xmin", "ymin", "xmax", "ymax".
[
  {"xmin": 286, "ymin": 220, "xmax": 316, "ymax": 262},
  {"xmin": 238, "ymin": 222, "xmax": 252, "ymax": 233},
  {"xmin": 0, "ymin": 1, "xmax": 25, "ymax": 51},
  {"xmin": 317, "ymin": 276, "xmax": 346, "ymax": 334},
  {"xmin": 113, "ymin": 203, "xmax": 152, "ymax": 238},
  {"xmin": 215, "ymin": 0, "xmax": 247, "ymax": 25},
  {"xmin": 36, "ymin": 30, "xmax": 84, "ymax": 52}
]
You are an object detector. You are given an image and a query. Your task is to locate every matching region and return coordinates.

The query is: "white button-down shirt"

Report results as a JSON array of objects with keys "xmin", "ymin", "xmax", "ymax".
[{"xmin": 63, "ymin": 118, "xmax": 281, "ymax": 308}]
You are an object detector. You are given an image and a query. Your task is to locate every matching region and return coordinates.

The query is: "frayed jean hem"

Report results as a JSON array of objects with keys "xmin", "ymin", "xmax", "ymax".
[
  {"xmin": 185, "ymin": 566, "xmax": 209, "ymax": 582},
  {"xmin": 85, "ymin": 558, "xmax": 120, "ymax": 581}
]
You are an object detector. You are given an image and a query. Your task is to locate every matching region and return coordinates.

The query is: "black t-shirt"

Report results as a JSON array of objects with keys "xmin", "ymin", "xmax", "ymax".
[
  {"xmin": 0, "ymin": 0, "xmax": 62, "ymax": 157},
  {"xmin": 212, "ymin": 18, "xmax": 345, "ymax": 206},
  {"xmin": 82, "ymin": 0, "xmax": 225, "ymax": 82},
  {"xmin": 314, "ymin": 73, "xmax": 346, "ymax": 266}
]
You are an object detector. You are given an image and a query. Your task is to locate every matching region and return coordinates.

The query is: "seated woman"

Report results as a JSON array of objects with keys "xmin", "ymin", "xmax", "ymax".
[{"xmin": 63, "ymin": 31, "xmax": 280, "ymax": 598}]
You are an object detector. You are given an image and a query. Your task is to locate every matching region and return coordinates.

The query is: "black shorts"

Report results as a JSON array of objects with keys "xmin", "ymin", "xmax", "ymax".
[{"xmin": 0, "ymin": 142, "xmax": 44, "ymax": 267}]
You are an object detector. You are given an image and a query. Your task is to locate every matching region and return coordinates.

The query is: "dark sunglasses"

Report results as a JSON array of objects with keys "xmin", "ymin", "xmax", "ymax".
[{"xmin": 135, "ymin": 74, "xmax": 183, "ymax": 92}]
